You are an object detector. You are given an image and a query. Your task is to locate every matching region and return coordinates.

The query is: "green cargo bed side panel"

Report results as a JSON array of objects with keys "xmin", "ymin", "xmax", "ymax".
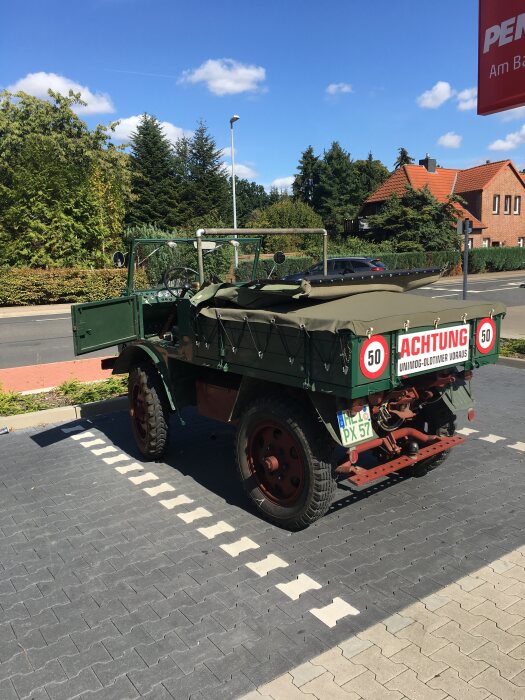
[{"xmin": 72, "ymin": 296, "xmax": 142, "ymax": 355}]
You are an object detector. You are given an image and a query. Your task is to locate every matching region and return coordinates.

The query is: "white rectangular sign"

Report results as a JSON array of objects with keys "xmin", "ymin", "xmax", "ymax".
[{"xmin": 397, "ymin": 325, "xmax": 470, "ymax": 376}]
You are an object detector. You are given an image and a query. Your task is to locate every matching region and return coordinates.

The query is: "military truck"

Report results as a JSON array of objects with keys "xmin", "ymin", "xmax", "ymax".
[{"xmin": 71, "ymin": 229, "xmax": 505, "ymax": 530}]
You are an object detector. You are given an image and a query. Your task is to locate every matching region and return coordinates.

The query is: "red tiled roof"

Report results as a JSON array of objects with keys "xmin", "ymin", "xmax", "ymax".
[
  {"xmin": 366, "ymin": 165, "xmax": 460, "ymax": 204},
  {"xmin": 455, "ymin": 160, "xmax": 513, "ymax": 192}
]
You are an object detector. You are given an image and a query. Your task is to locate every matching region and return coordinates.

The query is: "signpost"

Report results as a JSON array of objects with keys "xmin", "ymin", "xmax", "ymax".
[{"xmin": 478, "ymin": 1, "xmax": 525, "ymax": 115}]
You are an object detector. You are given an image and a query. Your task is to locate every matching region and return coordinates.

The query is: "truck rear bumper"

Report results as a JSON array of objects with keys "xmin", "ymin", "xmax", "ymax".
[{"xmin": 335, "ymin": 430, "xmax": 465, "ymax": 487}]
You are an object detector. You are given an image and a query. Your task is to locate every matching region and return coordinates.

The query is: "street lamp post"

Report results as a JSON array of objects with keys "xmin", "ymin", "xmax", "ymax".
[{"xmin": 230, "ymin": 114, "xmax": 240, "ymax": 268}]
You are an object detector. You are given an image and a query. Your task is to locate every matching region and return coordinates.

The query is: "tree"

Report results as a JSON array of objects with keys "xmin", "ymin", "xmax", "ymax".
[
  {"xmin": 292, "ymin": 146, "xmax": 321, "ymax": 206},
  {"xmin": 247, "ymin": 199, "xmax": 323, "ymax": 252},
  {"xmin": 393, "ymin": 147, "xmax": 415, "ymax": 170},
  {"xmin": 126, "ymin": 114, "xmax": 178, "ymax": 230},
  {"xmin": 354, "ymin": 152, "xmax": 390, "ymax": 203},
  {"xmin": 182, "ymin": 121, "xmax": 230, "ymax": 226},
  {"xmin": 0, "ymin": 89, "xmax": 128, "ymax": 267},
  {"xmin": 235, "ymin": 178, "xmax": 269, "ymax": 226},
  {"xmin": 366, "ymin": 185, "xmax": 461, "ymax": 251},
  {"xmin": 315, "ymin": 142, "xmax": 361, "ymax": 235}
]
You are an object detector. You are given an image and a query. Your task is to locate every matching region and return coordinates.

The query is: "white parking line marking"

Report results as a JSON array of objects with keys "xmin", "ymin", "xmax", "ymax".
[
  {"xmin": 129, "ymin": 472, "xmax": 158, "ymax": 485},
  {"xmin": 115, "ymin": 463, "xmax": 144, "ymax": 474},
  {"xmin": 143, "ymin": 483, "xmax": 175, "ymax": 496},
  {"xmin": 432, "ymin": 293, "xmax": 458, "ymax": 298},
  {"xmin": 456, "ymin": 427, "xmax": 479, "ymax": 436},
  {"xmin": 509, "ymin": 442, "xmax": 525, "ymax": 452},
  {"xmin": 80, "ymin": 439, "xmax": 106, "ymax": 448},
  {"xmin": 176, "ymin": 507, "xmax": 212, "ymax": 524},
  {"xmin": 70, "ymin": 431, "xmax": 95, "ymax": 440},
  {"xmin": 159, "ymin": 495, "xmax": 193, "ymax": 509},
  {"xmin": 103, "ymin": 454, "xmax": 130, "ymax": 465},
  {"xmin": 276, "ymin": 574, "xmax": 322, "ymax": 600},
  {"xmin": 245, "ymin": 554, "xmax": 288, "ymax": 577},
  {"xmin": 91, "ymin": 446, "xmax": 117, "ymax": 456},
  {"xmin": 197, "ymin": 521, "xmax": 235, "ymax": 539},
  {"xmin": 310, "ymin": 597, "xmax": 360, "ymax": 628},
  {"xmin": 220, "ymin": 537, "xmax": 260, "ymax": 558},
  {"xmin": 479, "ymin": 434, "xmax": 505, "ymax": 443},
  {"xmin": 61, "ymin": 426, "xmax": 84, "ymax": 434}
]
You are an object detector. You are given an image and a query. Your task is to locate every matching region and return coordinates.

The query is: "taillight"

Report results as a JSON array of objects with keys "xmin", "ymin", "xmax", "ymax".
[{"xmin": 371, "ymin": 266, "xmax": 382, "ymax": 271}]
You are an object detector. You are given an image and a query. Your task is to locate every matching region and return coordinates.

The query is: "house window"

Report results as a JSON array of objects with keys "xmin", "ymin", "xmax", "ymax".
[
  {"xmin": 514, "ymin": 196, "xmax": 521, "ymax": 215},
  {"xmin": 482, "ymin": 238, "xmax": 490, "ymax": 248},
  {"xmin": 492, "ymin": 241, "xmax": 502, "ymax": 247},
  {"xmin": 504, "ymin": 195, "xmax": 512, "ymax": 214},
  {"xmin": 468, "ymin": 238, "xmax": 473, "ymax": 249},
  {"xmin": 493, "ymin": 195, "xmax": 500, "ymax": 214},
  {"xmin": 518, "ymin": 237, "xmax": 524, "ymax": 248}
]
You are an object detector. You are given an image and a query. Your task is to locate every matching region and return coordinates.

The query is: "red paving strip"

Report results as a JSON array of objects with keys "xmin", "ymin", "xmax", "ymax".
[{"xmin": 0, "ymin": 357, "xmax": 114, "ymax": 393}]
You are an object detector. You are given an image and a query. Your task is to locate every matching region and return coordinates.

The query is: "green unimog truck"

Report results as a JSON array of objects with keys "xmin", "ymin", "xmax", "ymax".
[{"xmin": 71, "ymin": 229, "xmax": 506, "ymax": 530}]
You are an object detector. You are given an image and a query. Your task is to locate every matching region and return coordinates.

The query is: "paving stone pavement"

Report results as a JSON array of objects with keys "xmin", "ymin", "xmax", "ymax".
[{"xmin": 0, "ymin": 363, "xmax": 523, "ymax": 699}]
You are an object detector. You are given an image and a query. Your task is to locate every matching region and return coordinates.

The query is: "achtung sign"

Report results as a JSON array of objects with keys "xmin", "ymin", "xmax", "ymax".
[
  {"xmin": 478, "ymin": 0, "xmax": 525, "ymax": 115},
  {"xmin": 397, "ymin": 325, "xmax": 470, "ymax": 377}
]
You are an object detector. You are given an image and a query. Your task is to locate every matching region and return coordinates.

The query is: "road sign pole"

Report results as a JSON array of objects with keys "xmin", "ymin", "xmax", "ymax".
[{"xmin": 462, "ymin": 219, "xmax": 472, "ymax": 300}]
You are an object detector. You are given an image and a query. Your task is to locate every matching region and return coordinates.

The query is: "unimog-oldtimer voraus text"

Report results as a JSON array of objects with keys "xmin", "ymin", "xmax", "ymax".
[{"xmin": 72, "ymin": 229, "xmax": 506, "ymax": 530}]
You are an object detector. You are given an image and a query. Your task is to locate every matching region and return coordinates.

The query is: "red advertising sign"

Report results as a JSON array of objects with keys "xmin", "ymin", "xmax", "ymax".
[{"xmin": 478, "ymin": 1, "xmax": 525, "ymax": 115}]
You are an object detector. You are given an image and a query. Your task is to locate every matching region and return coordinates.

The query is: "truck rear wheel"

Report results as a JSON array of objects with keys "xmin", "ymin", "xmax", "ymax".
[
  {"xmin": 236, "ymin": 396, "xmax": 336, "ymax": 530},
  {"xmin": 128, "ymin": 364, "xmax": 170, "ymax": 460}
]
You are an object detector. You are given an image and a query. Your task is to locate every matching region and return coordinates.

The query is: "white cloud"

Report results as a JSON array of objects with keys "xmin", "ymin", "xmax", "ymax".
[
  {"xmin": 416, "ymin": 81, "xmax": 454, "ymax": 109},
  {"xmin": 111, "ymin": 115, "xmax": 192, "ymax": 145},
  {"xmin": 457, "ymin": 87, "xmax": 477, "ymax": 111},
  {"xmin": 270, "ymin": 176, "xmax": 294, "ymax": 191},
  {"xmin": 7, "ymin": 71, "xmax": 114, "ymax": 114},
  {"xmin": 326, "ymin": 82, "xmax": 353, "ymax": 95},
  {"xmin": 437, "ymin": 131, "xmax": 462, "ymax": 148},
  {"xmin": 489, "ymin": 124, "xmax": 525, "ymax": 151},
  {"xmin": 501, "ymin": 106, "xmax": 525, "ymax": 122},
  {"xmin": 179, "ymin": 58, "xmax": 266, "ymax": 96}
]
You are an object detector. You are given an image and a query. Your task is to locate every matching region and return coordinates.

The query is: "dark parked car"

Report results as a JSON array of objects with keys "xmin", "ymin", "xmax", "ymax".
[{"xmin": 283, "ymin": 256, "xmax": 387, "ymax": 282}]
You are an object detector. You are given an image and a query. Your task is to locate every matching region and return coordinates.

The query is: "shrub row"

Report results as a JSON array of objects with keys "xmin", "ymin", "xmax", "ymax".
[
  {"xmin": 0, "ymin": 268, "xmax": 139, "ymax": 306},
  {"xmin": 468, "ymin": 247, "xmax": 525, "ymax": 273},
  {"xmin": 1, "ymin": 246, "xmax": 523, "ymax": 306}
]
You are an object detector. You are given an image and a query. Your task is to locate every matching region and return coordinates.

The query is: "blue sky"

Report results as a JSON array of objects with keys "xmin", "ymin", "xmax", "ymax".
[{"xmin": 2, "ymin": 0, "xmax": 525, "ymax": 189}]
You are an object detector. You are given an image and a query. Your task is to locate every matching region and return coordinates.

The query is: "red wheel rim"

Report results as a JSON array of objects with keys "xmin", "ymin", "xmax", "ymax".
[
  {"xmin": 130, "ymin": 384, "xmax": 147, "ymax": 440},
  {"xmin": 247, "ymin": 421, "xmax": 306, "ymax": 506}
]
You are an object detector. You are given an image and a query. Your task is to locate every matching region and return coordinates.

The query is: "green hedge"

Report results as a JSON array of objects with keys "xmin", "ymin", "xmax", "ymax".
[
  {"xmin": 379, "ymin": 250, "xmax": 461, "ymax": 271},
  {"xmin": 0, "ymin": 268, "xmax": 145, "ymax": 306},
  {"xmin": 238, "ymin": 256, "xmax": 314, "ymax": 280},
  {"xmin": 468, "ymin": 247, "xmax": 525, "ymax": 273}
]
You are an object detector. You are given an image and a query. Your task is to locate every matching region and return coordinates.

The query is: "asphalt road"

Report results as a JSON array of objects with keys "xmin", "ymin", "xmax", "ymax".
[
  {"xmin": 0, "ymin": 313, "xmax": 116, "ymax": 369},
  {"xmin": 0, "ymin": 273, "xmax": 523, "ymax": 369},
  {"xmin": 0, "ymin": 363, "xmax": 523, "ymax": 697}
]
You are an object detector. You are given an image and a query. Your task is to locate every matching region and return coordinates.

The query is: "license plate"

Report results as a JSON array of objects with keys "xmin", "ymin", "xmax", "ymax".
[{"xmin": 337, "ymin": 406, "xmax": 373, "ymax": 447}]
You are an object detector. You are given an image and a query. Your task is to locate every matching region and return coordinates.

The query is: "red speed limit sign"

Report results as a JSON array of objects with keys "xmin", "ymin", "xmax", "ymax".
[
  {"xmin": 476, "ymin": 317, "xmax": 496, "ymax": 354},
  {"xmin": 359, "ymin": 335, "xmax": 389, "ymax": 379}
]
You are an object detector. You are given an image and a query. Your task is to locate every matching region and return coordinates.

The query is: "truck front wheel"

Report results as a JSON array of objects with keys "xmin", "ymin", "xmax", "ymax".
[
  {"xmin": 128, "ymin": 364, "xmax": 170, "ymax": 459},
  {"xmin": 236, "ymin": 396, "xmax": 336, "ymax": 530}
]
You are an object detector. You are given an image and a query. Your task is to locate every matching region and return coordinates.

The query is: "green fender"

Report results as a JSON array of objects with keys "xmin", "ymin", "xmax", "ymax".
[{"xmin": 113, "ymin": 342, "xmax": 176, "ymax": 411}]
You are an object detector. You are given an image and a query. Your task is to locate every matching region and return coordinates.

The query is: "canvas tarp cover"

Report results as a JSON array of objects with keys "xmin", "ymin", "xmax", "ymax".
[{"xmin": 197, "ymin": 290, "xmax": 506, "ymax": 337}]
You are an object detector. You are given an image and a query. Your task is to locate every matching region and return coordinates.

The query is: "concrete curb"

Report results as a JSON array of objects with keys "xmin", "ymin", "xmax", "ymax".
[
  {"xmin": 498, "ymin": 355, "xmax": 525, "ymax": 369},
  {"xmin": 1, "ymin": 396, "xmax": 128, "ymax": 431}
]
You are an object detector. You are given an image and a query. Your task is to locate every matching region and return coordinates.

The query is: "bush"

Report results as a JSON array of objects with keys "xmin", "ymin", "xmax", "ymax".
[
  {"xmin": 379, "ymin": 250, "xmax": 460, "ymax": 272},
  {"xmin": 237, "ymin": 256, "xmax": 314, "ymax": 280},
  {"xmin": 468, "ymin": 247, "xmax": 525, "ymax": 273},
  {"xmin": 0, "ymin": 268, "xmax": 147, "ymax": 306}
]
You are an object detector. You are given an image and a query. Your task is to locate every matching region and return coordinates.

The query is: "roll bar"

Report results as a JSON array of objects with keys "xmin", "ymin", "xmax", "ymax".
[{"xmin": 195, "ymin": 228, "xmax": 328, "ymax": 284}]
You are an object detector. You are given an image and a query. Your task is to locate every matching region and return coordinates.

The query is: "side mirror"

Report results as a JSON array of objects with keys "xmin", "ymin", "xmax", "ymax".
[
  {"xmin": 273, "ymin": 251, "xmax": 286, "ymax": 265},
  {"xmin": 113, "ymin": 251, "xmax": 125, "ymax": 268}
]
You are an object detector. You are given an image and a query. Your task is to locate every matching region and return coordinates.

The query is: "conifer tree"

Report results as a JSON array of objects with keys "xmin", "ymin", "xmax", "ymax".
[
  {"xmin": 292, "ymin": 146, "xmax": 321, "ymax": 206},
  {"xmin": 127, "ymin": 114, "xmax": 177, "ymax": 229},
  {"xmin": 393, "ymin": 147, "xmax": 415, "ymax": 170},
  {"xmin": 316, "ymin": 142, "xmax": 360, "ymax": 235}
]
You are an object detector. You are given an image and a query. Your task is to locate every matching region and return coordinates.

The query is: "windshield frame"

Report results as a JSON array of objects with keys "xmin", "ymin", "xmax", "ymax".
[{"xmin": 125, "ymin": 236, "xmax": 262, "ymax": 294}]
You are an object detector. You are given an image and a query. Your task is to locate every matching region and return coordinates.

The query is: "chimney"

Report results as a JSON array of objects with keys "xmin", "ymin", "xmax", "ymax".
[{"xmin": 419, "ymin": 154, "xmax": 436, "ymax": 173}]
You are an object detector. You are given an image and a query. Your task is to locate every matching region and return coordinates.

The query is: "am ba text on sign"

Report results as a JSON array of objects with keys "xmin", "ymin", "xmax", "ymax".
[{"xmin": 478, "ymin": 0, "xmax": 525, "ymax": 115}]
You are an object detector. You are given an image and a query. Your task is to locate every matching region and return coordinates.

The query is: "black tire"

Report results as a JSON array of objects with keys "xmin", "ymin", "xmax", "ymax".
[
  {"xmin": 407, "ymin": 400, "xmax": 456, "ymax": 477},
  {"xmin": 236, "ymin": 395, "xmax": 336, "ymax": 530},
  {"xmin": 128, "ymin": 364, "xmax": 170, "ymax": 460}
]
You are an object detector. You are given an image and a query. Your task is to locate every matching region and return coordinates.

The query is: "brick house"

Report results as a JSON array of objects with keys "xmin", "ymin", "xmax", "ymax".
[{"xmin": 359, "ymin": 157, "xmax": 525, "ymax": 249}]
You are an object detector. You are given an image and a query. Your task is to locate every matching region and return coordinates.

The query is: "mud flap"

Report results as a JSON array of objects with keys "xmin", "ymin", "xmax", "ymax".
[{"xmin": 442, "ymin": 379, "xmax": 475, "ymax": 412}]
